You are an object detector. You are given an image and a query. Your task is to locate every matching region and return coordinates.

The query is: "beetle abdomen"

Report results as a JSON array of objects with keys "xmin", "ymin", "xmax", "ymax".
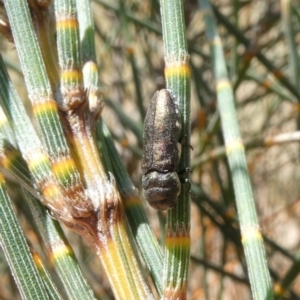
[{"xmin": 142, "ymin": 171, "xmax": 181, "ymax": 210}]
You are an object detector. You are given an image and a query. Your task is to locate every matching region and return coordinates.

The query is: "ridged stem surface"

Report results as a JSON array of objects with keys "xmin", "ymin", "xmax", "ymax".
[
  {"xmin": 198, "ymin": 1, "xmax": 273, "ymax": 299},
  {"xmin": 160, "ymin": 0, "xmax": 191, "ymax": 298},
  {"xmin": 0, "ymin": 173, "xmax": 49, "ymax": 300}
]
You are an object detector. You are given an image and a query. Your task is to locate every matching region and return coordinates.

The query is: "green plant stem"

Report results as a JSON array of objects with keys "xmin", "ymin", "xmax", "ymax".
[
  {"xmin": 104, "ymin": 97, "xmax": 143, "ymax": 144},
  {"xmin": 160, "ymin": 0, "xmax": 191, "ymax": 298},
  {"xmin": 118, "ymin": 0, "xmax": 146, "ymax": 119},
  {"xmin": 191, "ymin": 255, "xmax": 248, "ymax": 284},
  {"xmin": 281, "ymin": 0, "xmax": 300, "ymax": 146},
  {"xmin": 4, "ymin": 0, "xmax": 71, "ymax": 159},
  {"xmin": 98, "ymin": 121, "xmax": 164, "ymax": 295},
  {"xmin": 0, "ymin": 173, "xmax": 49, "ymax": 300},
  {"xmin": 198, "ymin": 1, "xmax": 273, "ymax": 299},
  {"xmin": 23, "ymin": 189, "xmax": 97, "ymax": 300},
  {"xmin": 93, "ymin": 0, "xmax": 161, "ymax": 34},
  {"xmin": 212, "ymin": 4, "xmax": 300, "ymax": 101},
  {"xmin": 30, "ymin": 249, "xmax": 63, "ymax": 300},
  {"xmin": 193, "ymin": 131, "xmax": 300, "ymax": 167},
  {"xmin": 281, "ymin": 0, "xmax": 299, "ymax": 88},
  {"xmin": 73, "ymin": 2, "xmax": 155, "ymax": 298},
  {"xmin": 245, "ymin": 71, "xmax": 296, "ymax": 103}
]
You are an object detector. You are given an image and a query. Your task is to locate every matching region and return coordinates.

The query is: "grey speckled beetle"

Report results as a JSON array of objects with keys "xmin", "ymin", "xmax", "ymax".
[{"xmin": 142, "ymin": 89, "xmax": 182, "ymax": 210}]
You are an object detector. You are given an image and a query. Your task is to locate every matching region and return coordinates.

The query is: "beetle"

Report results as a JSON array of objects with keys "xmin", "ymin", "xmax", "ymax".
[{"xmin": 142, "ymin": 89, "xmax": 182, "ymax": 210}]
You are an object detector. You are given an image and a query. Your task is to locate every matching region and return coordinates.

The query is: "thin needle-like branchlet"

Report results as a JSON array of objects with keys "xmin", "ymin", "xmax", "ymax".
[
  {"xmin": 198, "ymin": 1, "xmax": 273, "ymax": 299},
  {"xmin": 193, "ymin": 131, "xmax": 300, "ymax": 167},
  {"xmin": 190, "ymin": 255, "xmax": 248, "ymax": 285},
  {"xmin": 0, "ymin": 145, "xmax": 97, "ymax": 299},
  {"xmin": 54, "ymin": 0, "xmax": 110, "ymax": 208},
  {"xmin": 281, "ymin": 0, "xmax": 299, "ymax": 89},
  {"xmin": 4, "ymin": 0, "xmax": 91, "ymax": 220},
  {"xmin": 281, "ymin": 0, "xmax": 300, "ymax": 139},
  {"xmin": 191, "ymin": 185, "xmax": 300, "ymax": 300},
  {"xmin": 4, "ymin": 0, "xmax": 68, "ymax": 159},
  {"xmin": 118, "ymin": 0, "xmax": 146, "ymax": 120},
  {"xmin": 0, "ymin": 172, "xmax": 49, "ymax": 300},
  {"xmin": 0, "ymin": 55, "xmax": 72, "ymax": 216},
  {"xmin": 195, "ymin": 46, "xmax": 296, "ymax": 159},
  {"xmin": 98, "ymin": 121, "xmax": 164, "ymax": 294},
  {"xmin": 93, "ymin": 0, "xmax": 161, "ymax": 35},
  {"xmin": 27, "ymin": 1, "xmax": 60, "ymax": 91},
  {"xmin": 55, "ymin": 1, "xmax": 154, "ymax": 298},
  {"xmin": 104, "ymin": 97, "xmax": 143, "ymax": 144},
  {"xmin": 0, "ymin": 106, "xmax": 34, "ymax": 192},
  {"xmin": 0, "ymin": 65, "xmax": 98, "ymax": 298},
  {"xmin": 24, "ymin": 190, "xmax": 98, "ymax": 300},
  {"xmin": 4, "ymin": 0, "xmax": 152, "ymax": 297},
  {"xmin": 212, "ymin": 5, "xmax": 300, "ymax": 101},
  {"xmin": 274, "ymin": 252, "xmax": 300, "ymax": 299},
  {"xmin": 76, "ymin": 0, "xmax": 100, "ymax": 115},
  {"xmin": 245, "ymin": 72, "xmax": 296, "ymax": 103},
  {"xmin": 192, "ymin": 182, "xmax": 298, "ymax": 261},
  {"xmin": 160, "ymin": 0, "xmax": 191, "ymax": 299},
  {"xmin": 30, "ymin": 248, "xmax": 63, "ymax": 300}
]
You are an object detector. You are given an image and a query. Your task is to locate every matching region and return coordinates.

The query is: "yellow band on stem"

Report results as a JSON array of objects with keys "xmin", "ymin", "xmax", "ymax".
[
  {"xmin": 61, "ymin": 69, "xmax": 83, "ymax": 82},
  {"xmin": 225, "ymin": 139, "xmax": 244, "ymax": 155},
  {"xmin": 50, "ymin": 243, "xmax": 73, "ymax": 265},
  {"xmin": 83, "ymin": 61, "xmax": 98, "ymax": 73},
  {"xmin": 241, "ymin": 225, "xmax": 263, "ymax": 244},
  {"xmin": 216, "ymin": 79, "xmax": 231, "ymax": 91},
  {"xmin": 52, "ymin": 157, "xmax": 76, "ymax": 178},
  {"xmin": 42, "ymin": 181, "xmax": 62, "ymax": 200},
  {"xmin": 33, "ymin": 99, "xmax": 58, "ymax": 115},
  {"xmin": 56, "ymin": 18, "xmax": 79, "ymax": 30},
  {"xmin": 27, "ymin": 151, "xmax": 50, "ymax": 172},
  {"xmin": 165, "ymin": 235, "xmax": 191, "ymax": 248},
  {"xmin": 165, "ymin": 64, "xmax": 190, "ymax": 78}
]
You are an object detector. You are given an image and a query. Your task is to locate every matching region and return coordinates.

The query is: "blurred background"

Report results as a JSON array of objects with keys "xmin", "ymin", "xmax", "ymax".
[{"xmin": 1, "ymin": 0, "xmax": 300, "ymax": 299}]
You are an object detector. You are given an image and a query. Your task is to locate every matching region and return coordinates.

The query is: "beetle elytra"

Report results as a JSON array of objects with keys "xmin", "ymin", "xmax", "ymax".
[{"xmin": 142, "ymin": 89, "xmax": 182, "ymax": 210}]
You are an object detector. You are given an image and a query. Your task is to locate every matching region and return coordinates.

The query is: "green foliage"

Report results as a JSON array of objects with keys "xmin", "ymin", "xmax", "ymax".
[{"xmin": 0, "ymin": 0, "xmax": 300, "ymax": 299}]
